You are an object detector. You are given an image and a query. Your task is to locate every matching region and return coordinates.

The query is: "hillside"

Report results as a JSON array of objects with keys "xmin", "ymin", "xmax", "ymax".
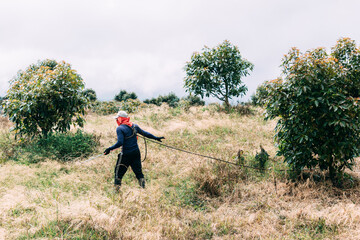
[{"xmin": 1, "ymin": 105, "xmax": 360, "ymax": 239}]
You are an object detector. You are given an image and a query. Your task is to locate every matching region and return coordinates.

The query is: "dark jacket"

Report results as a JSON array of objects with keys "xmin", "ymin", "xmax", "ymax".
[{"xmin": 108, "ymin": 124, "xmax": 158, "ymax": 154}]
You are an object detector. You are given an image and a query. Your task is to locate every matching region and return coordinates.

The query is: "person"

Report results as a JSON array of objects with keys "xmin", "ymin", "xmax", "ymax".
[{"xmin": 104, "ymin": 110, "xmax": 164, "ymax": 190}]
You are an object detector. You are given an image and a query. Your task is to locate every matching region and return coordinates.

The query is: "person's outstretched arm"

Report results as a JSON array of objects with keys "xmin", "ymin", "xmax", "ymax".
[{"xmin": 135, "ymin": 125, "xmax": 165, "ymax": 142}]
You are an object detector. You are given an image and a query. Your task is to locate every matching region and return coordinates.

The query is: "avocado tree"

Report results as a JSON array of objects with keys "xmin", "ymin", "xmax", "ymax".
[
  {"xmin": 266, "ymin": 38, "xmax": 360, "ymax": 183},
  {"xmin": 3, "ymin": 59, "xmax": 88, "ymax": 138},
  {"xmin": 184, "ymin": 40, "xmax": 254, "ymax": 109}
]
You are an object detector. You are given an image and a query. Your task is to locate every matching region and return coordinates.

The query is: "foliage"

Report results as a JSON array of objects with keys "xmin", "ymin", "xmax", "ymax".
[
  {"xmin": 0, "ymin": 132, "xmax": 18, "ymax": 163},
  {"xmin": 83, "ymin": 88, "xmax": 97, "ymax": 102},
  {"xmin": 266, "ymin": 37, "xmax": 360, "ymax": 183},
  {"xmin": 184, "ymin": 40, "xmax": 254, "ymax": 109},
  {"xmin": 253, "ymin": 146, "xmax": 269, "ymax": 171},
  {"xmin": 3, "ymin": 59, "xmax": 88, "ymax": 138},
  {"xmin": 18, "ymin": 219, "xmax": 118, "ymax": 239},
  {"xmin": 182, "ymin": 95, "xmax": 205, "ymax": 106},
  {"xmin": 251, "ymin": 79, "xmax": 282, "ymax": 106},
  {"xmin": 0, "ymin": 130, "xmax": 99, "ymax": 163},
  {"xmin": 23, "ymin": 130, "xmax": 99, "ymax": 163},
  {"xmin": 118, "ymin": 98, "xmax": 143, "ymax": 113},
  {"xmin": 114, "ymin": 89, "xmax": 138, "ymax": 102},
  {"xmin": 144, "ymin": 92, "xmax": 180, "ymax": 108},
  {"xmin": 91, "ymin": 101, "xmax": 119, "ymax": 115},
  {"xmin": 0, "ymin": 96, "xmax": 3, "ymax": 113}
]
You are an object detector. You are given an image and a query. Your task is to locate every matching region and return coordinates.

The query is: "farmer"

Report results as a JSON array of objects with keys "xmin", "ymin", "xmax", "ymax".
[{"xmin": 104, "ymin": 110, "xmax": 164, "ymax": 190}]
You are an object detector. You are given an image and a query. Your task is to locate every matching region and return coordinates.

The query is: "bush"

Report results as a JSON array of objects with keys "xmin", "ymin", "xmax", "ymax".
[
  {"xmin": 118, "ymin": 99, "xmax": 143, "ymax": 113},
  {"xmin": 83, "ymin": 88, "xmax": 97, "ymax": 102},
  {"xmin": 114, "ymin": 90, "xmax": 137, "ymax": 102},
  {"xmin": 3, "ymin": 59, "xmax": 88, "ymax": 138},
  {"xmin": 251, "ymin": 79, "xmax": 282, "ymax": 107},
  {"xmin": 22, "ymin": 130, "xmax": 99, "ymax": 162},
  {"xmin": 0, "ymin": 130, "xmax": 99, "ymax": 163},
  {"xmin": 266, "ymin": 38, "xmax": 360, "ymax": 184},
  {"xmin": 253, "ymin": 146, "xmax": 269, "ymax": 172},
  {"xmin": 182, "ymin": 95, "xmax": 205, "ymax": 106},
  {"xmin": 91, "ymin": 101, "xmax": 119, "ymax": 115},
  {"xmin": 144, "ymin": 92, "xmax": 180, "ymax": 108}
]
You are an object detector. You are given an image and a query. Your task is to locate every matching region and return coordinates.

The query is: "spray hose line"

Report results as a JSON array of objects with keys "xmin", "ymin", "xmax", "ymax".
[{"xmin": 82, "ymin": 135, "xmax": 332, "ymax": 174}]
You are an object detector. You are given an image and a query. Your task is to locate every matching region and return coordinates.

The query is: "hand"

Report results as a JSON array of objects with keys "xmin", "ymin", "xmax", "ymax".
[
  {"xmin": 104, "ymin": 148, "xmax": 111, "ymax": 155},
  {"xmin": 156, "ymin": 137, "xmax": 165, "ymax": 142}
]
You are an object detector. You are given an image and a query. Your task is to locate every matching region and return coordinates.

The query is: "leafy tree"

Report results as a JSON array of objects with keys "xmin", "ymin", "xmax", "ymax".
[
  {"xmin": 266, "ymin": 38, "xmax": 360, "ymax": 184},
  {"xmin": 83, "ymin": 88, "xmax": 97, "ymax": 102},
  {"xmin": 114, "ymin": 90, "xmax": 137, "ymax": 102},
  {"xmin": 3, "ymin": 59, "xmax": 88, "ymax": 138},
  {"xmin": 184, "ymin": 40, "xmax": 254, "ymax": 109}
]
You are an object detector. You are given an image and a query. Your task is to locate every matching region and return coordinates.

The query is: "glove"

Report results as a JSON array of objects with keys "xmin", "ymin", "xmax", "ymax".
[
  {"xmin": 104, "ymin": 148, "xmax": 111, "ymax": 155},
  {"xmin": 156, "ymin": 137, "xmax": 165, "ymax": 142}
]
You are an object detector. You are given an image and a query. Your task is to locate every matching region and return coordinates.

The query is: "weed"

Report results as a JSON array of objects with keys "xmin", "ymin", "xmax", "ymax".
[
  {"xmin": 163, "ymin": 178, "xmax": 207, "ymax": 211},
  {"xmin": 22, "ymin": 130, "xmax": 100, "ymax": 163},
  {"xmin": 291, "ymin": 217, "xmax": 339, "ymax": 239},
  {"xmin": 18, "ymin": 218, "xmax": 119, "ymax": 240}
]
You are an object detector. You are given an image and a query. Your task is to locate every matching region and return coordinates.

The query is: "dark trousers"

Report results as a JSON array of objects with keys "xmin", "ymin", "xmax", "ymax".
[{"xmin": 114, "ymin": 148, "xmax": 143, "ymax": 185}]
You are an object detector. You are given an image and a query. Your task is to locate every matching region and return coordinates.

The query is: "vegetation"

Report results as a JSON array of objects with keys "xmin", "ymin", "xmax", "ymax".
[
  {"xmin": 114, "ymin": 89, "xmax": 138, "ymax": 102},
  {"xmin": 0, "ymin": 105, "xmax": 359, "ymax": 239},
  {"xmin": 144, "ymin": 92, "xmax": 180, "ymax": 108},
  {"xmin": 0, "ymin": 130, "xmax": 99, "ymax": 163},
  {"xmin": 83, "ymin": 88, "xmax": 97, "ymax": 102},
  {"xmin": 184, "ymin": 40, "xmax": 254, "ymax": 109},
  {"xmin": 251, "ymin": 79, "xmax": 282, "ymax": 107},
  {"xmin": 266, "ymin": 38, "xmax": 360, "ymax": 184},
  {"xmin": 91, "ymin": 101, "xmax": 119, "ymax": 115},
  {"xmin": 182, "ymin": 95, "xmax": 205, "ymax": 106},
  {"xmin": 2, "ymin": 59, "xmax": 88, "ymax": 138}
]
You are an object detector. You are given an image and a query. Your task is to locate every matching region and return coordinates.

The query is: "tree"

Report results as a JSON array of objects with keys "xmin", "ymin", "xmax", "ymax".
[
  {"xmin": 114, "ymin": 90, "xmax": 137, "ymax": 102},
  {"xmin": 3, "ymin": 59, "xmax": 88, "ymax": 138},
  {"xmin": 266, "ymin": 38, "xmax": 360, "ymax": 184},
  {"xmin": 83, "ymin": 88, "xmax": 97, "ymax": 102},
  {"xmin": 184, "ymin": 40, "xmax": 254, "ymax": 109}
]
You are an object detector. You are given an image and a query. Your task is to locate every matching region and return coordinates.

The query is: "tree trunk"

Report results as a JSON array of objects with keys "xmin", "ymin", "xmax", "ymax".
[{"xmin": 224, "ymin": 96, "xmax": 230, "ymax": 112}]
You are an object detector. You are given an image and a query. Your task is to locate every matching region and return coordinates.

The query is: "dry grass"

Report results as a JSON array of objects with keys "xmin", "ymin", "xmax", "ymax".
[{"xmin": 0, "ymin": 105, "xmax": 360, "ymax": 239}]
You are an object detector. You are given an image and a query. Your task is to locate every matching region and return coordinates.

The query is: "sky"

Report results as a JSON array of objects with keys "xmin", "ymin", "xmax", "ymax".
[{"xmin": 1, "ymin": 0, "xmax": 360, "ymax": 103}]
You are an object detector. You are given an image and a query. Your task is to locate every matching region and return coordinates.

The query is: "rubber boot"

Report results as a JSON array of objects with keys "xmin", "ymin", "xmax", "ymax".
[{"xmin": 138, "ymin": 178, "xmax": 145, "ymax": 188}]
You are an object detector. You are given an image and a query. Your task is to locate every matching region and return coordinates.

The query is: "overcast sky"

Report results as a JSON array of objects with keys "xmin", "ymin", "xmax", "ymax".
[{"xmin": 1, "ymin": 0, "xmax": 360, "ymax": 103}]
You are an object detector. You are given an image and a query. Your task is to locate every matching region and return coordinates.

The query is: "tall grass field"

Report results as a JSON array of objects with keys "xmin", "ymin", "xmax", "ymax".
[{"xmin": 1, "ymin": 104, "xmax": 360, "ymax": 239}]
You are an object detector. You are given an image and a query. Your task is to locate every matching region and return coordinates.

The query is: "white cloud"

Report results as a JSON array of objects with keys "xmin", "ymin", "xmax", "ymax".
[{"xmin": 1, "ymin": 0, "xmax": 360, "ymax": 101}]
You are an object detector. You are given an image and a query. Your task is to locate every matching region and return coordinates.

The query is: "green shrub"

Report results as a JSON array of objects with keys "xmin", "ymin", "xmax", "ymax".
[
  {"xmin": 4, "ymin": 130, "xmax": 100, "ymax": 163},
  {"xmin": 91, "ymin": 101, "xmax": 119, "ymax": 115},
  {"xmin": 144, "ymin": 92, "xmax": 180, "ymax": 108},
  {"xmin": 182, "ymin": 95, "xmax": 205, "ymax": 106},
  {"xmin": 32, "ymin": 130, "xmax": 100, "ymax": 162},
  {"xmin": 118, "ymin": 99, "xmax": 143, "ymax": 113},
  {"xmin": 253, "ymin": 146, "xmax": 269, "ymax": 171},
  {"xmin": 83, "ymin": 88, "xmax": 97, "ymax": 102},
  {"xmin": 251, "ymin": 79, "xmax": 282, "ymax": 107}
]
